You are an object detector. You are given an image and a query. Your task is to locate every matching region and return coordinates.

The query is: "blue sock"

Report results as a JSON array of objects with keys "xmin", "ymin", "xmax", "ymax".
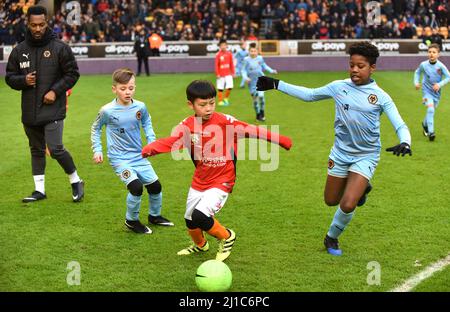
[
  {"xmin": 327, "ymin": 206, "xmax": 354, "ymax": 239},
  {"xmin": 126, "ymin": 193, "xmax": 141, "ymax": 221},
  {"xmin": 149, "ymin": 192, "xmax": 162, "ymax": 217},
  {"xmin": 426, "ymin": 106, "xmax": 435, "ymax": 133}
]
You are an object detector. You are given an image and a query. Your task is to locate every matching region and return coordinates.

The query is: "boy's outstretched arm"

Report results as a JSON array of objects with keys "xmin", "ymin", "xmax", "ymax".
[
  {"xmin": 142, "ymin": 124, "xmax": 190, "ymax": 157},
  {"xmin": 231, "ymin": 118, "xmax": 292, "ymax": 150},
  {"xmin": 256, "ymin": 76, "xmax": 334, "ymax": 101}
]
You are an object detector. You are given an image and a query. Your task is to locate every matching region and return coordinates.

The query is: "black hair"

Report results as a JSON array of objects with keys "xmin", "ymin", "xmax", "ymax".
[
  {"xmin": 249, "ymin": 42, "xmax": 257, "ymax": 49},
  {"xmin": 186, "ymin": 80, "xmax": 217, "ymax": 103},
  {"xmin": 27, "ymin": 5, "xmax": 48, "ymax": 19},
  {"xmin": 348, "ymin": 41, "xmax": 380, "ymax": 65},
  {"xmin": 218, "ymin": 38, "xmax": 227, "ymax": 45}
]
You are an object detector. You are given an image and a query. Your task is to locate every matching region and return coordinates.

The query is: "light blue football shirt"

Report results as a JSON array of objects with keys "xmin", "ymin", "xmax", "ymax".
[
  {"xmin": 278, "ymin": 79, "xmax": 411, "ymax": 158},
  {"xmin": 414, "ymin": 60, "xmax": 450, "ymax": 101},
  {"xmin": 234, "ymin": 48, "xmax": 248, "ymax": 68},
  {"xmin": 241, "ymin": 55, "xmax": 276, "ymax": 82},
  {"xmin": 91, "ymin": 98, "xmax": 156, "ymax": 162}
]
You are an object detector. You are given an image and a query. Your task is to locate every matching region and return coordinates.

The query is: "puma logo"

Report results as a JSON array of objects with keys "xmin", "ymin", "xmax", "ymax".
[{"xmin": 22, "ymin": 53, "xmax": 29, "ymax": 59}]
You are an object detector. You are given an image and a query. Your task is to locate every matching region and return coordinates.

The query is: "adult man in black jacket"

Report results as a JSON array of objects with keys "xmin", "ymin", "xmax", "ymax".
[
  {"xmin": 5, "ymin": 5, "xmax": 84, "ymax": 203},
  {"xmin": 133, "ymin": 28, "xmax": 150, "ymax": 76}
]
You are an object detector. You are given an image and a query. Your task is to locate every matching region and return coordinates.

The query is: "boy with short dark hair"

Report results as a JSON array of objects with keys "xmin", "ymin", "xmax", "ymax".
[
  {"xmin": 215, "ymin": 39, "xmax": 235, "ymax": 106},
  {"xmin": 257, "ymin": 42, "xmax": 412, "ymax": 256},
  {"xmin": 91, "ymin": 68, "xmax": 173, "ymax": 234},
  {"xmin": 142, "ymin": 80, "xmax": 292, "ymax": 261}
]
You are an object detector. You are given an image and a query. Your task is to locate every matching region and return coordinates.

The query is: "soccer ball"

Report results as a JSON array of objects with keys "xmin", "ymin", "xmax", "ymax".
[{"xmin": 195, "ymin": 260, "xmax": 232, "ymax": 292}]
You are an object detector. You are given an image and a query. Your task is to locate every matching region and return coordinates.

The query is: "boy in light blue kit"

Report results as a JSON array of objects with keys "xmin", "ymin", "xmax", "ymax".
[
  {"xmin": 242, "ymin": 42, "xmax": 277, "ymax": 121},
  {"xmin": 414, "ymin": 43, "xmax": 450, "ymax": 141},
  {"xmin": 234, "ymin": 40, "xmax": 249, "ymax": 88},
  {"xmin": 91, "ymin": 68, "xmax": 173, "ymax": 234},
  {"xmin": 257, "ymin": 42, "xmax": 412, "ymax": 255}
]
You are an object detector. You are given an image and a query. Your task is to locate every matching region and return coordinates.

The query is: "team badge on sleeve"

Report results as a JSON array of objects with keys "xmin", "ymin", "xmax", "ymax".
[
  {"xmin": 121, "ymin": 169, "xmax": 131, "ymax": 179},
  {"xmin": 136, "ymin": 111, "xmax": 142, "ymax": 120},
  {"xmin": 328, "ymin": 159, "xmax": 335, "ymax": 169},
  {"xmin": 368, "ymin": 94, "xmax": 378, "ymax": 104}
]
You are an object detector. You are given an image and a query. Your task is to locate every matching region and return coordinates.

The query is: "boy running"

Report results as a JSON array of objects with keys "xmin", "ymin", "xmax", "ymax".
[
  {"xmin": 234, "ymin": 40, "xmax": 249, "ymax": 89},
  {"xmin": 242, "ymin": 42, "xmax": 278, "ymax": 121},
  {"xmin": 257, "ymin": 42, "xmax": 412, "ymax": 256},
  {"xmin": 414, "ymin": 43, "xmax": 450, "ymax": 141},
  {"xmin": 91, "ymin": 68, "xmax": 173, "ymax": 234},
  {"xmin": 142, "ymin": 80, "xmax": 292, "ymax": 261}
]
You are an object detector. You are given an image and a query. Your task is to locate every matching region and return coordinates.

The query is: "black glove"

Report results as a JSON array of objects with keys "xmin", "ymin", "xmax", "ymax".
[
  {"xmin": 385, "ymin": 142, "xmax": 412, "ymax": 156},
  {"xmin": 257, "ymin": 76, "xmax": 279, "ymax": 91}
]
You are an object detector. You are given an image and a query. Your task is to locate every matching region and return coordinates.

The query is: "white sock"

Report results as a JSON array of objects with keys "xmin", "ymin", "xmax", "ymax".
[
  {"xmin": 69, "ymin": 171, "xmax": 81, "ymax": 184},
  {"xmin": 33, "ymin": 175, "xmax": 45, "ymax": 194}
]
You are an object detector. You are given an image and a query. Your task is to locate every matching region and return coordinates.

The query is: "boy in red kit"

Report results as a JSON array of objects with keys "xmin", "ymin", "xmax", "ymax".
[
  {"xmin": 215, "ymin": 39, "xmax": 235, "ymax": 107},
  {"xmin": 142, "ymin": 80, "xmax": 292, "ymax": 261}
]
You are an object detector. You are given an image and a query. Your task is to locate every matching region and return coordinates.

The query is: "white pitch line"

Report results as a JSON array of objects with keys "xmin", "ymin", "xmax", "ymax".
[{"xmin": 390, "ymin": 253, "xmax": 450, "ymax": 292}]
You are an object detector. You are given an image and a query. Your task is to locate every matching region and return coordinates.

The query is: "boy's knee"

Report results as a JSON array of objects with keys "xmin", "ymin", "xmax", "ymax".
[
  {"xmin": 191, "ymin": 209, "xmax": 214, "ymax": 231},
  {"xmin": 324, "ymin": 196, "xmax": 339, "ymax": 207},
  {"xmin": 185, "ymin": 218, "xmax": 196, "ymax": 229},
  {"xmin": 339, "ymin": 199, "xmax": 357, "ymax": 213},
  {"xmin": 145, "ymin": 180, "xmax": 161, "ymax": 194},
  {"xmin": 127, "ymin": 179, "xmax": 143, "ymax": 196}
]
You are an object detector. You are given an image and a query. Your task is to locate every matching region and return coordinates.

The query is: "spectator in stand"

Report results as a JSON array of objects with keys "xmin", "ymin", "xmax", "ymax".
[
  {"xmin": 423, "ymin": 27, "xmax": 444, "ymax": 51},
  {"xmin": 2, "ymin": 0, "xmax": 449, "ymax": 44},
  {"xmin": 401, "ymin": 22, "xmax": 415, "ymax": 39},
  {"xmin": 262, "ymin": 3, "xmax": 275, "ymax": 36},
  {"xmin": 318, "ymin": 21, "xmax": 329, "ymax": 39}
]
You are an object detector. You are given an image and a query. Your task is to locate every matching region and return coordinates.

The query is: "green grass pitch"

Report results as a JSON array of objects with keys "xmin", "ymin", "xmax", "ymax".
[{"xmin": 0, "ymin": 71, "xmax": 449, "ymax": 292}]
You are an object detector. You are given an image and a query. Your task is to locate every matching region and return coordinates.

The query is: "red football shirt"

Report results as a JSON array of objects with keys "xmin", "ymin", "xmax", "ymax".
[
  {"xmin": 215, "ymin": 50, "xmax": 235, "ymax": 77},
  {"xmin": 142, "ymin": 112, "xmax": 292, "ymax": 193}
]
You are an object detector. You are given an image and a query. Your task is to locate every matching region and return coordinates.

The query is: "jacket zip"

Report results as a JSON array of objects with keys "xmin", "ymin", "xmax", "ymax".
[{"xmin": 33, "ymin": 47, "xmax": 39, "ymax": 122}]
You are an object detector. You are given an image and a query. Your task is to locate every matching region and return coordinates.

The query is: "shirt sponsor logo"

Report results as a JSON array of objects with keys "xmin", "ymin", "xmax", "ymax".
[{"xmin": 191, "ymin": 133, "xmax": 200, "ymax": 144}]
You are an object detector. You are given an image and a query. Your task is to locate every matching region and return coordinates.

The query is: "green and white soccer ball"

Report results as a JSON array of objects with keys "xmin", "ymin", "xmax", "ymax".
[{"xmin": 195, "ymin": 260, "xmax": 232, "ymax": 292}]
